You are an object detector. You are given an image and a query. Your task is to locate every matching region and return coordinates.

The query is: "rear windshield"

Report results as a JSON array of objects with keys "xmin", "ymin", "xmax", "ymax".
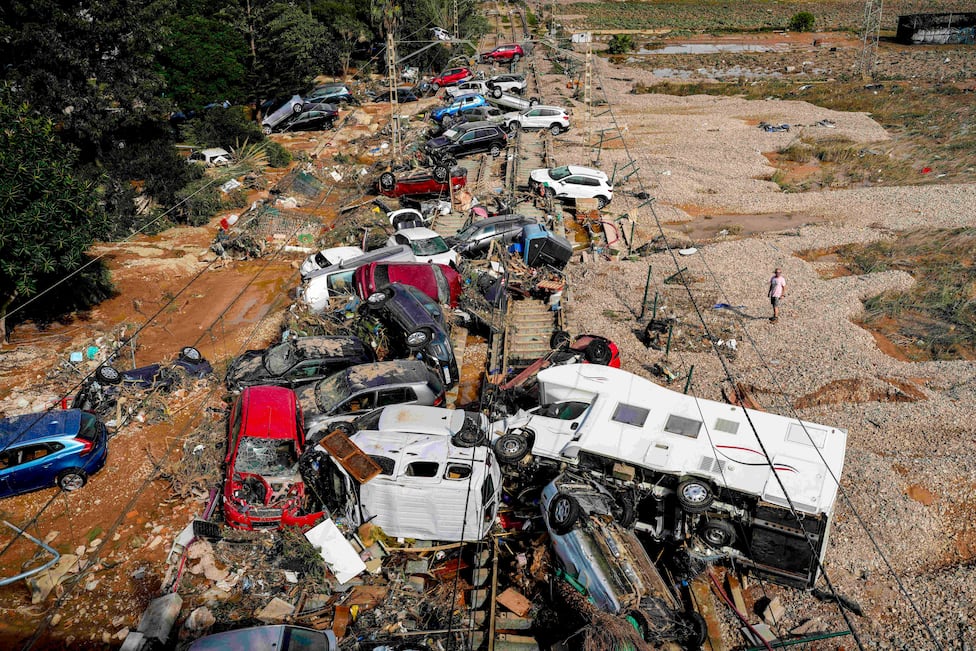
[
  {"xmin": 77, "ymin": 412, "xmax": 100, "ymax": 442},
  {"xmin": 315, "ymin": 373, "xmax": 351, "ymax": 412},
  {"xmin": 412, "ymin": 236, "xmax": 449, "ymax": 256},
  {"xmin": 264, "ymin": 341, "xmax": 297, "ymax": 375}
]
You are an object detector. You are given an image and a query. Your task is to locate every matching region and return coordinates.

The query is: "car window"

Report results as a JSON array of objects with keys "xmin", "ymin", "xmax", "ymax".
[
  {"xmin": 549, "ymin": 166, "xmax": 571, "ymax": 181},
  {"xmin": 288, "ymin": 361, "xmax": 322, "ymax": 379},
  {"xmin": 394, "ymin": 234, "xmax": 409, "ymax": 246},
  {"xmin": 237, "ymin": 438, "xmax": 296, "ymax": 474},
  {"xmin": 0, "ymin": 444, "xmax": 53, "ymax": 469},
  {"xmin": 284, "ymin": 626, "xmax": 329, "ymax": 650},
  {"xmin": 445, "ymin": 463, "xmax": 472, "ymax": 480},
  {"xmin": 432, "ymin": 267, "xmax": 451, "ymax": 302},
  {"xmin": 526, "ymin": 109, "xmax": 541, "ymax": 117},
  {"xmin": 405, "ymin": 461, "xmax": 439, "ymax": 477},
  {"xmin": 537, "ymin": 401, "xmax": 590, "ymax": 420},
  {"xmin": 376, "ymin": 386, "xmax": 417, "ymax": 406},
  {"xmin": 459, "ymin": 132, "xmax": 475, "ymax": 143},
  {"xmin": 327, "ymin": 269, "xmax": 355, "ymax": 294},
  {"xmin": 412, "ymin": 236, "xmax": 449, "ymax": 255},
  {"xmin": 341, "ymin": 391, "xmax": 375, "ymax": 413}
]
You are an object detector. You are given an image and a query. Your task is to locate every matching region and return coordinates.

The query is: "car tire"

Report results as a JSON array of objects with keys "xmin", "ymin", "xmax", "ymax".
[
  {"xmin": 379, "ymin": 172, "xmax": 396, "ymax": 191},
  {"xmin": 366, "ymin": 288, "xmax": 393, "ymax": 308},
  {"xmin": 548, "ymin": 493, "xmax": 581, "ymax": 535},
  {"xmin": 583, "ymin": 339, "xmax": 612, "ymax": 365},
  {"xmin": 681, "ymin": 612, "xmax": 709, "ymax": 648},
  {"xmin": 451, "ymin": 420, "xmax": 487, "ymax": 448},
  {"xmin": 442, "ymin": 114, "xmax": 454, "ymax": 127},
  {"xmin": 676, "ymin": 478, "xmax": 715, "ymax": 513},
  {"xmin": 406, "ymin": 327, "xmax": 433, "ymax": 349},
  {"xmin": 490, "ymin": 143, "xmax": 502, "ymax": 157},
  {"xmin": 494, "ymin": 430, "xmax": 530, "ymax": 464},
  {"xmin": 625, "ymin": 610, "xmax": 652, "ymax": 640},
  {"xmin": 179, "ymin": 346, "xmax": 203, "ymax": 362},
  {"xmin": 492, "ymin": 87, "xmax": 503, "ymax": 99},
  {"xmin": 614, "ymin": 493, "xmax": 637, "ymax": 528},
  {"xmin": 293, "ymin": 102, "xmax": 303, "ymax": 113},
  {"xmin": 262, "ymin": 125, "xmax": 273, "ymax": 135},
  {"xmin": 433, "ymin": 165, "xmax": 449, "ymax": 183},
  {"xmin": 431, "ymin": 81, "xmax": 440, "ymax": 89},
  {"xmin": 549, "ymin": 123, "xmax": 562, "ymax": 136},
  {"xmin": 95, "ymin": 365, "xmax": 122, "ymax": 385},
  {"xmin": 57, "ymin": 469, "xmax": 88, "ymax": 492},
  {"xmin": 549, "ymin": 330, "xmax": 572, "ymax": 350},
  {"xmin": 699, "ymin": 518, "xmax": 736, "ymax": 548},
  {"xmin": 596, "ymin": 195, "xmax": 610, "ymax": 209},
  {"xmin": 529, "ymin": 97, "xmax": 540, "ymax": 106}
]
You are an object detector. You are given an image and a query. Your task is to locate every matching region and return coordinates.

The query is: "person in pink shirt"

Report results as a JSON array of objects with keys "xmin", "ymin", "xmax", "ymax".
[{"xmin": 768, "ymin": 268, "xmax": 786, "ymax": 322}]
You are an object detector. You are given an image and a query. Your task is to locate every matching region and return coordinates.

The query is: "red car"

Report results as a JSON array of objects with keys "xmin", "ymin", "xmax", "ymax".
[
  {"xmin": 354, "ymin": 261, "xmax": 462, "ymax": 308},
  {"xmin": 431, "ymin": 67, "xmax": 473, "ymax": 88},
  {"xmin": 223, "ymin": 386, "xmax": 323, "ymax": 531},
  {"xmin": 376, "ymin": 166, "xmax": 467, "ymax": 198},
  {"xmin": 480, "ymin": 44, "xmax": 524, "ymax": 64}
]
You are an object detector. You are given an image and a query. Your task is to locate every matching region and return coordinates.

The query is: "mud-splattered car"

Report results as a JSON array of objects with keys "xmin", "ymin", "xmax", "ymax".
[{"xmin": 225, "ymin": 336, "xmax": 375, "ymax": 392}]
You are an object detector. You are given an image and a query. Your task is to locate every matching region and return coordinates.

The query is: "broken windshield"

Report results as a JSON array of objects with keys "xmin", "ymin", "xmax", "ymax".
[
  {"xmin": 411, "ymin": 236, "xmax": 449, "ymax": 256},
  {"xmin": 263, "ymin": 341, "xmax": 297, "ymax": 376},
  {"xmin": 237, "ymin": 438, "xmax": 297, "ymax": 475},
  {"xmin": 314, "ymin": 372, "xmax": 351, "ymax": 412}
]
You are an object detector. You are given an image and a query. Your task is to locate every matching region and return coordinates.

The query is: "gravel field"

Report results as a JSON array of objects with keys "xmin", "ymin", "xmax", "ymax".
[{"xmin": 533, "ymin": 43, "xmax": 976, "ymax": 648}]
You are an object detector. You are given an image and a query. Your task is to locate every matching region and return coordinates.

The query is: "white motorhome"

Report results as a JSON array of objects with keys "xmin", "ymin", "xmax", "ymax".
[
  {"xmin": 490, "ymin": 364, "xmax": 848, "ymax": 587},
  {"xmin": 305, "ymin": 424, "xmax": 500, "ymax": 542}
]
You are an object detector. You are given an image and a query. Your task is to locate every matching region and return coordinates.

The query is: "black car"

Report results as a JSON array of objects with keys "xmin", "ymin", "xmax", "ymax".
[
  {"xmin": 225, "ymin": 336, "xmax": 376, "ymax": 391},
  {"xmin": 268, "ymin": 106, "xmax": 339, "ymax": 133},
  {"xmin": 424, "ymin": 121, "xmax": 507, "ymax": 163},
  {"xmin": 445, "ymin": 214, "xmax": 538, "ymax": 257},
  {"xmin": 372, "ymin": 87, "xmax": 419, "ymax": 103},
  {"xmin": 360, "ymin": 283, "xmax": 459, "ymax": 388}
]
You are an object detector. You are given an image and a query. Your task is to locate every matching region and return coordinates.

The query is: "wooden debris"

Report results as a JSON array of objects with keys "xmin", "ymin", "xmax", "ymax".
[
  {"xmin": 497, "ymin": 587, "xmax": 532, "ymax": 617},
  {"xmin": 318, "ymin": 429, "xmax": 382, "ymax": 483},
  {"xmin": 691, "ymin": 576, "xmax": 727, "ymax": 651}
]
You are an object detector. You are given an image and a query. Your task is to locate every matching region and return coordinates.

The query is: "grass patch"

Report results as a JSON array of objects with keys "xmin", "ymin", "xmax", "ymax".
[
  {"xmin": 833, "ymin": 228, "xmax": 976, "ymax": 360},
  {"xmin": 634, "ymin": 79, "xmax": 976, "ymax": 187}
]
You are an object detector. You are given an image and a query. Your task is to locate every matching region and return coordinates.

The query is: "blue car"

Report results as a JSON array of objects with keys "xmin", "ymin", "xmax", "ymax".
[
  {"xmin": 0, "ymin": 409, "xmax": 109, "ymax": 497},
  {"xmin": 430, "ymin": 93, "xmax": 488, "ymax": 124}
]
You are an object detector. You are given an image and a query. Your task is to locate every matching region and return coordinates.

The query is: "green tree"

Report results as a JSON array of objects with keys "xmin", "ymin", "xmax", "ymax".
[
  {"xmin": 607, "ymin": 34, "xmax": 635, "ymax": 55},
  {"xmin": 159, "ymin": 15, "xmax": 250, "ymax": 109},
  {"xmin": 788, "ymin": 12, "xmax": 816, "ymax": 32},
  {"xmin": 0, "ymin": 94, "xmax": 113, "ymax": 340},
  {"xmin": 334, "ymin": 15, "xmax": 370, "ymax": 78}
]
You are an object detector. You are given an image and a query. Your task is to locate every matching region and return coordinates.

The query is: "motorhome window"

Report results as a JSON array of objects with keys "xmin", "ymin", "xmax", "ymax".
[
  {"xmin": 786, "ymin": 423, "xmax": 827, "ymax": 448},
  {"xmin": 482, "ymin": 474, "xmax": 495, "ymax": 522},
  {"xmin": 664, "ymin": 414, "xmax": 702, "ymax": 438},
  {"xmin": 611, "ymin": 403, "xmax": 649, "ymax": 427},
  {"xmin": 405, "ymin": 461, "xmax": 439, "ymax": 477},
  {"xmin": 540, "ymin": 401, "xmax": 588, "ymax": 420},
  {"xmin": 370, "ymin": 455, "xmax": 395, "ymax": 475},
  {"xmin": 444, "ymin": 463, "xmax": 472, "ymax": 480},
  {"xmin": 714, "ymin": 418, "xmax": 740, "ymax": 434}
]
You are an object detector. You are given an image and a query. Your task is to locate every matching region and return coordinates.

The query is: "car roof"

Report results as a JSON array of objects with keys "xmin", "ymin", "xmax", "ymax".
[
  {"xmin": 200, "ymin": 148, "xmax": 230, "ymax": 157},
  {"xmin": 293, "ymin": 336, "xmax": 370, "ymax": 358},
  {"xmin": 375, "ymin": 404, "xmax": 466, "ymax": 436},
  {"xmin": 0, "ymin": 410, "xmax": 85, "ymax": 446},
  {"xmin": 460, "ymin": 120, "xmax": 501, "ymax": 130},
  {"xmin": 530, "ymin": 105, "xmax": 567, "ymax": 112},
  {"xmin": 453, "ymin": 93, "xmax": 483, "ymax": 102},
  {"xmin": 394, "ymin": 227, "xmax": 442, "ymax": 240},
  {"xmin": 305, "ymin": 245, "xmax": 413, "ymax": 280},
  {"xmin": 555, "ymin": 165, "xmax": 609, "ymax": 179},
  {"xmin": 340, "ymin": 360, "xmax": 434, "ymax": 390},
  {"xmin": 239, "ymin": 385, "xmax": 299, "ymax": 440}
]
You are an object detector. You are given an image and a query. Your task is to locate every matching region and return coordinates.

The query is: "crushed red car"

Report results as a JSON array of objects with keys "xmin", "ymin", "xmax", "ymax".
[
  {"xmin": 354, "ymin": 261, "xmax": 462, "ymax": 308},
  {"xmin": 223, "ymin": 385, "xmax": 323, "ymax": 531},
  {"xmin": 480, "ymin": 44, "xmax": 524, "ymax": 64},
  {"xmin": 500, "ymin": 332, "xmax": 620, "ymax": 392},
  {"xmin": 375, "ymin": 165, "xmax": 467, "ymax": 198},
  {"xmin": 430, "ymin": 67, "xmax": 473, "ymax": 88}
]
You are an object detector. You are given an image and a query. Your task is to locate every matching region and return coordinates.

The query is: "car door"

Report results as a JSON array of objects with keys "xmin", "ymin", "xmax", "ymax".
[
  {"xmin": 470, "ymin": 223, "xmax": 497, "ymax": 251},
  {"xmin": 558, "ymin": 175, "xmax": 589, "ymax": 199},
  {"xmin": 2, "ymin": 443, "xmax": 61, "ymax": 495},
  {"xmin": 333, "ymin": 391, "xmax": 377, "ymax": 416},
  {"xmin": 460, "ymin": 97, "xmax": 478, "ymax": 111},
  {"xmin": 284, "ymin": 360, "xmax": 328, "ymax": 387},
  {"xmin": 522, "ymin": 108, "xmax": 544, "ymax": 129},
  {"xmin": 455, "ymin": 130, "xmax": 478, "ymax": 154},
  {"xmin": 525, "ymin": 401, "xmax": 592, "ymax": 458}
]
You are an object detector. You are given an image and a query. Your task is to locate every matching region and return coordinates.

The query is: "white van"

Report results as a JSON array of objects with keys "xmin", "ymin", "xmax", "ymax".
[
  {"xmin": 490, "ymin": 364, "xmax": 848, "ymax": 588},
  {"xmin": 297, "ymin": 245, "xmax": 413, "ymax": 312},
  {"xmin": 305, "ymin": 425, "xmax": 500, "ymax": 542}
]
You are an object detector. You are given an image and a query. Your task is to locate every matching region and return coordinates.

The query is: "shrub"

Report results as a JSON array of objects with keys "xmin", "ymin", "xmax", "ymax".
[
  {"xmin": 607, "ymin": 34, "xmax": 635, "ymax": 55},
  {"xmin": 174, "ymin": 177, "xmax": 222, "ymax": 226},
  {"xmin": 265, "ymin": 140, "xmax": 293, "ymax": 168},
  {"xmin": 788, "ymin": 12, "xmax": 815, "ymax": 32},
  {"xmin": 182, "ymin": 106, "xmax": 263, "ymax": 150}
]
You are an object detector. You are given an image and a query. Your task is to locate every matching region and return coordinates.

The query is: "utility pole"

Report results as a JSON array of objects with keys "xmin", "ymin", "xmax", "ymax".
[
  {"xmin": 582, "ymin": 33, "xmax": 594, "ymax": 163},
  {"xmin": 453, "ymin": 0, "xmax": 460, "ymax": 40},
  {"xmin": 386, "ymin": 30, "xmax": 400, "ymax": 159},
  {"xmin": 859, "ymin": 0, "xmax": 883, "ymax": 80}
]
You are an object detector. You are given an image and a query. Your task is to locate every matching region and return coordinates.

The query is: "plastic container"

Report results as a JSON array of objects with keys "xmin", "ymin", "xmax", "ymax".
[{"xmin": 219, "ymin": 213, "xmax": 239, "ymax": 230}]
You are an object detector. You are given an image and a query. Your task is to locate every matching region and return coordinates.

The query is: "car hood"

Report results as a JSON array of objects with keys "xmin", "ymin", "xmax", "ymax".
[
  {"xmin": 529, "ymin": 169, "xmax": 553, "ymax": 184},
  {"xmin": 502, "ymin": 110, "xmax": 521, "ymax": 121}
]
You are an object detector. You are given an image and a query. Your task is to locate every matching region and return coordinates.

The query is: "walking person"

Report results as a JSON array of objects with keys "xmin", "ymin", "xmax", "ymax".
[{"xmin": 768, "ymin": 268, "xmax": 786, "ymax": 322}]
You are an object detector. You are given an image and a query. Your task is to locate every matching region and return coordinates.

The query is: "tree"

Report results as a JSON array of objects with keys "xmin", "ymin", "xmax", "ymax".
[
  {"xmin": 788, "ymin": 12, "xmax": 816, "ymax": 32},
  {"xmin": 0, "ymin": 93, "xmax": 113, "ymax": 341},
  {"xmin": 607, "ymin": 34, "xmax": 635, "ymax": 55},
  {"xmin": 333, "ymin": 15, "xmax": 370, "ymax": 78},
  {"xmin": 159, "ymin": 15, "xmax": 250, "ymax": 110}
]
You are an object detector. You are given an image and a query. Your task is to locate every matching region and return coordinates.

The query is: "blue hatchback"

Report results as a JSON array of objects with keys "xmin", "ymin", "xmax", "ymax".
[{"xmin": 0, "ymin": 409, "xmax": 109, "ymax": 497}]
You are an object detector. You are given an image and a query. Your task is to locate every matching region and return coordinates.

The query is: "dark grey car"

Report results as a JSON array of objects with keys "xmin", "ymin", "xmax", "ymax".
[
  {"xmin": 446, "ymin": 214, "xmax": 538, "ymax": 257},
  {"xmin": 225, "ymin": 336, "xmax": 375, "ymax": 391},
  {"xmin": 424, "ymin": 121, "xmax": 508, "ymax": 163}
]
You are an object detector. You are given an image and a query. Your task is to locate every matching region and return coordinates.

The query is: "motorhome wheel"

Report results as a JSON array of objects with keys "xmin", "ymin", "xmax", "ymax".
[
  {"xmin": 494, "ymin": 431, "xmax": 529, "ymax": 463},
  {"xmin": 676, "ymin": 478, "xmax": 715, "ymax": 513},
  {"xmin": 699, "ymin": 518, "xmax": 736, "ymax": 548},
  {"xmin": 548, "ymin": 493, "xmax": 581, "ymax": 535}
]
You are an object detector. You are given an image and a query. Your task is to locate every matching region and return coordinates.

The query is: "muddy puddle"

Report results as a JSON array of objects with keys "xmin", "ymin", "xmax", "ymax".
[{"xmin": 666, "ymin": 211, "xmax": 824, "ymax": 241}]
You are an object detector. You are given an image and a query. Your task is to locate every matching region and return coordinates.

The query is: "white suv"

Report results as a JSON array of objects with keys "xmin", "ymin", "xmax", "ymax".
[
  {"xmin": 529, "ymin": 165, "xmax": 613, "ymax": 208},
  {"xmin": 386, "ymin": 227, "xmax": 458, "ymax": 266},
  {"xmin": 445, "ymin": 79, "xmax": 490, "ymax": 100},
  {"xmin": 486, "ymin": 74, "xmax": 527, "ymax": 96},
  {"xmin": 505, "ymin": 106, "xmax": 571, "ymax": 135}
]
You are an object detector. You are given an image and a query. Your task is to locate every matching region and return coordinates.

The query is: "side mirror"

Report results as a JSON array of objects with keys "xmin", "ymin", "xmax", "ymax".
[{"xmin": 570, "ymin": 422, "xmax": 578, "ymax": 431}]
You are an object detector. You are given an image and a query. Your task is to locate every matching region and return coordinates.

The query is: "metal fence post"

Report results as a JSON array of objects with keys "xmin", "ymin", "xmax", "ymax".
[
  {"xmin": 683, "ymin": 365, "xmax": 694, "ymax": 394},
  {"xmin": 638, "ymin": 265, "xmax": 652, "ymax": 320}
]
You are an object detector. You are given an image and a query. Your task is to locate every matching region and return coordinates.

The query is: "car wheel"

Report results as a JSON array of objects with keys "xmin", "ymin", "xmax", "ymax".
[
  {"xmin": 292, "ymin": 102, "xmax": 303, "ymax": 113},
  {"xmin": 406, "ymin": 328, "xmax": 433, "ymax": 349},
  {"xmin": 442, "ymin": 114, "xmax": 454, "ymax": 127},
  {"xmin": 583, "ymin": 339, "xmax": 612, "ymax": 365},
  {"xmin": 549, "ymin": 124, "xmax": 562, "ymax": 136},
  {"xmin": 451, "ymin": 420, "xmax": 487, "ymax": 448},
  {"xmin": 57, "ymin": 469, "xmax": 88, "ymax": 492},
  {"xmin": 494, "ymin": 431, "xmax": 530, "ymax": 464},
  {"xmin": 492, "ymin": 87, "xmax": 503, "ymax": 99},
  {"xmin": 366, "ymin": 288, "xmax": 393, "ymax": 307},
  {"xmin": 490, "ymin": 143, "xmax": 502, "ymax": 157},
  {"xmin": 681, "ymin": 612, "xmax": 709, "ymax": 648},
  {"xmin": 262, "ymin": 125, "xmax": 273, "ymax": 135},
  {"xmin": 379, "ymin": 172, "xmax": 396, "ymax": 191},
  {"xmin": 433, "ymin": 165, "xmax": 449, "ymax": 182},
  {"xmin": 613, "ymin": 493, "xmax": 637, "ymax": 528},
  {"xmin": 508, "ymin": 121, "xmax": 521, "ymax": 135},
  {"xmin": 179, "ymin": 346, "xmax": 203, "ymax": 362},
  {"xmin": 548, "ymin": 493, "xmax": 581, "ymax": 535},
  {"xmin": 676, "ymin": 478, "xmax": 715, "ymax": 513},
  {"xmin": 431, "ymin": 81, "xmax": 440, "ymax": 89},
  {"xmin": 596, "ymin": 195, "xmax": 610, "ymax": 209},
  {"xmin": 549, "ymin": 330, "xmax": 571, "ymax": 350},
  {"xmin": 625, "ymin": 610, "xmax": 652, "ymax": 640},
  {"xmin": 529, "ymin": 97, "xmax": 540, "ymax": 107},
  {"xmin": 699, "ymin": 518, "xmax": 736, "ymax": 548},
  {"xmin": 95, "ymin": 365, "xmax": 122, "ymax": 385}
]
